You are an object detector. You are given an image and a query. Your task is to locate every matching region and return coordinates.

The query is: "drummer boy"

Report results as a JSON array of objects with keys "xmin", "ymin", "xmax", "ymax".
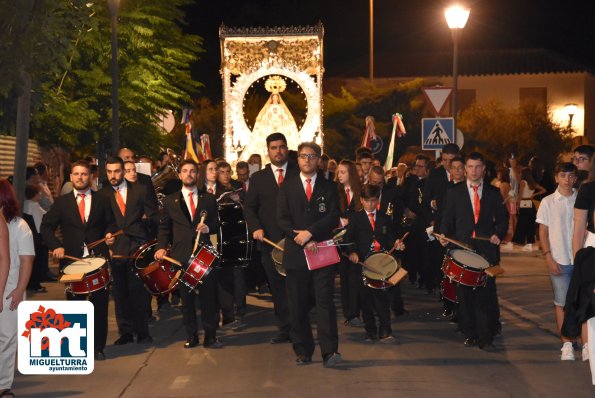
[{"xmin": 344, "ymin": 184, "xmax": 405, "ymax": 342}]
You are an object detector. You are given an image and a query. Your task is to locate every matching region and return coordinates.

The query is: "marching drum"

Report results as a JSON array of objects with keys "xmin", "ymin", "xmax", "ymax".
[
  {"xmin": 442, "ymin": 249, "xmax": 489, "ymax": 288},
  {"xmin": 134, "ymin": 240, "xmax": 181, "ymax": 295},
  {"xmin": 216, "ymin": 202, "xmax": 252, "ymax": 267},
  {"xmin": 440, "ymin": 277, "xmax": 458, "ymax": 303},
  {"xmin": 62, "ymin": 257, "xmax": 111, "ymax": 295},
  {"xmin": 179, "ymin": 245, "xmax": 219, "ymax": 291},
  {"xmin": 362, "ymin": 252, "xmax": 400, "ymax": 290},
  {"xmin": 271, "ymin": 238, "xmax": 286, "ymax": 277}
]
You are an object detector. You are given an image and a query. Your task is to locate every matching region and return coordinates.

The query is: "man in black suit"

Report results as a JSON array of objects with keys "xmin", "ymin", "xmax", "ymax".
[
  {"xmin": 101, "ymin": 156, "xmax": 158, "ymax": 345},
  {"xmin": 344, "ymin": 184, "xmax": 405, "ymax": 341},
  {"xmin": 277, "ymin": 141, "xmax": 341, "ymax": 368},
  {"xmin": 440, "ymin": 152, "xmax": 509, "ymax": 350},
  {"xmin": 422, "ymin": 144, "xmax": 460, "ymax": 297},
  {"xmin": 41, "ymin": 160, "xmax": 114, "ymax": 360},
  {"xmin": 243, "ymin": 132, "xmax": 298, "ymax": 344},
  {"xmin": 154, "ymin": 159, "xmax": 221, "ymax": 349}
]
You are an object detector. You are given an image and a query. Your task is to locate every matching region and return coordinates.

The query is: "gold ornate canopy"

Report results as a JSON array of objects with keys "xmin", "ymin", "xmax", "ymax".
[{"xmin": 220, "ymin": 24, "xmax": 324, "ymax": 162}]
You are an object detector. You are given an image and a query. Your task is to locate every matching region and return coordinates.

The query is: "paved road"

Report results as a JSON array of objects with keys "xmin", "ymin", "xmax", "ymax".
[{"xmin": 13, "ymin": 250, "xmax": 595, "ymax": 397}]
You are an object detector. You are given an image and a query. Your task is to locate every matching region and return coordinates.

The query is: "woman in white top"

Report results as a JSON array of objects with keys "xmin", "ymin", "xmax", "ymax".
[
  {"xmin": 0, "ymin": 179, "xmax": 35, "ymax": 398},
  {"xmin": 512, "ymin": 167, "xmax": 546, "ymax": 251}
]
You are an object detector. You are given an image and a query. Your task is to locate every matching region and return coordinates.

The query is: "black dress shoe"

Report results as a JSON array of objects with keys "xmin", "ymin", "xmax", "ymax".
[
  {"xmin": 137, "ymin": 334, "xmax": 153, "ymax": 344},
  {"xmin": 204, "ymin": 338, "xmax": 223, "ymax": 349},
  {"xmin": 463, "ymin": 338, "xmax": 477, "ymax": 347},
  {"xmin": 295, "ymin": 355, "xmax": 312, "ymax": 365},
  {"xmin": 95, "ymin": 349, "xmax": 106, "ymax": 360},
  {"xmin": 114, "ymin": 334, "xmax": 134, "ymax": 345},
  {"xmin": 184, "ymin": 335, "xmax": 199, "ymax": 349},
  {"xmin": 323, "ymin": 352, "xmax": 342, "ymax": 368},
  {"xmin": 270, "ymin": 334, "xmax": 291, "ymax": 344}
]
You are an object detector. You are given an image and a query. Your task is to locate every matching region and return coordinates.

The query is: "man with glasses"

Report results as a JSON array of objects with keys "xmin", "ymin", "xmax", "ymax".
[
  {"xmin": 277, "ymin": 142, "xmax": 341, "ymax": 367},
  {"xmin": 572, "ymin": 145, "xmax": 595, "ymax": 188}
]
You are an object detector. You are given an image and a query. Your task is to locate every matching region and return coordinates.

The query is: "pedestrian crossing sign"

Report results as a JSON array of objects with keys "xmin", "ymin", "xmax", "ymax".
[{"xmin": 421, "ymin": 118, "xmax": 455, "ymax": 150}]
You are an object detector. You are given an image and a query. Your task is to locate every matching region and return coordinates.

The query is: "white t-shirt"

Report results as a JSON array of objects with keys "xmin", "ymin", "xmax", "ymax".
[
  {"xmin": 535, "ymin": 189, "xmax": 577, "ymax": 265},
  {"xmin": 7, "ymin": 217, "xmax": 35, "ymax": 287},
  {"xmin": 23, "ymin": 200, "xmax": 46, "ymax": 233}
]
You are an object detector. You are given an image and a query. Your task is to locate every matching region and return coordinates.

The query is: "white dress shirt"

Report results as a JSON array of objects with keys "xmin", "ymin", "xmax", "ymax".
[
  {"xmin": 182, "ymin": 186, "xmax": 199, "ymax": 220},
  {"xmin": 300, "ymin": 173, "xmax": 317, "ymax": 194},
  {"xmin": 271, "ymin": 162, "xmax": 288, "ymax": 184},
  {"xmin": 536, "ymin": 188, "xmax": 577, "ymax": 265},
  {"xmin": 74, "ymin": 188, "xmax": 92, "ymax": 256},
  {"xmin": 112, "ymin": 180, "xmax": 128, "ymax": 204},
  {"xmin": 466, "ymin": 180, "xmax": 483, "ymax": 215}
]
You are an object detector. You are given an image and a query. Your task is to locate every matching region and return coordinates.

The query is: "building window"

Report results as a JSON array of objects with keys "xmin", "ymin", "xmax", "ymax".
[{"xmin": 519, "ymin": 87, "xmax": 547, "ymax": 109}]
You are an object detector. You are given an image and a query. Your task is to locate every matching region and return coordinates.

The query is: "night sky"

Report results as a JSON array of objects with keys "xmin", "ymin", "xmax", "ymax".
[{"xmin": 183, "ymin": 0, "xmax": 595, "ymax": 100}]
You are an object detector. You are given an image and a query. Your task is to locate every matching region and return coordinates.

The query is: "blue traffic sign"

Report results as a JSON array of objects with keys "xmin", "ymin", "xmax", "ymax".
[{"xmin": 421, "ymin": 118, "xmax": 454, "ymax": 150}]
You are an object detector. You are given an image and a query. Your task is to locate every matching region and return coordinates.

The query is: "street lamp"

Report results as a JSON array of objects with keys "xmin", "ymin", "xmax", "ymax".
[
  {"xmin": 108, "ymin": 0, "xmax": 120, "ymax": 156},
  {"xmin": 565, "ymin": 103, "xmax": 578, "ymax": 129},
  {"xmin": 444, "ymin": 5, "xmax": 470, "ymax": 144}
]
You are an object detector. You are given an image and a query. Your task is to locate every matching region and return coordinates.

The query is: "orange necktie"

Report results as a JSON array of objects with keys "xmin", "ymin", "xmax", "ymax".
[
  {"xmin": 188, "ymin": 191, "xmax": 196, "ymax": 220},
  {"xmin": 115, "ymin": 187, "xmax": 126, "ymax": 216},
  {"xmin": 78, "ymin": 193, "xmax": 86, "ymax": 224},
  {"xmin": 305, "ymin": 178, "xmax": 312, "ymax": 201},
  {"xmin": 368, "ymin": 213, "xmax": 381, "ymax": 252},
  {"xmin": 345, "ymin": 188, "xmax": 351, "ymax": 206},
  {"xmin": 471, "ymin": 184, "xmax": 480, "ymax": 237},
  {"xmin": 277, "ymin": 168, "xmax": 284, "ymax": 186}
]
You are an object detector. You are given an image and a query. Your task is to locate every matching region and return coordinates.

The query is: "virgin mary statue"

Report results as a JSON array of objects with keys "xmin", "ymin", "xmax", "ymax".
[{"xmin": 241, "ymin": 76, "xmax": 300, "ymax": 160}]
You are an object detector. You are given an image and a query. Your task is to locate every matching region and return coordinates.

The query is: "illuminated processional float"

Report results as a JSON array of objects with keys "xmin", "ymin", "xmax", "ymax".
[{"xmin": 219, "ymin": 24, "xmax": 324, "ymax": 163}]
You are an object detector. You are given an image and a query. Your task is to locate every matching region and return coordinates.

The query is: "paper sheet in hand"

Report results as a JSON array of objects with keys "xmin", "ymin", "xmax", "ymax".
[{"xmin": 304, "ymin": 240, "xmax": 340, "ymax": 271}]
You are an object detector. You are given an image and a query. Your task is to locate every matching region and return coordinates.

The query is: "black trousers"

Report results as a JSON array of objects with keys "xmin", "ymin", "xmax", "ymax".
[
  {"xmin": 403, "ymin": 228, "xmax": 426, "ymax": 284},
  {"xmin": 179, "ymin": 270, "xmax": 219, "ymax": 341},
  {"xmin": 361, "ymin": 285, "xmax": 392, "ymax": 336},
  {"xmin": 286, "ymin": 266, "xmax": 338, "ymax": 358},
  {"xmin": 111, "ymin": 261, "xmax": 151, "ymax": 337},
  {"xmin": 217, "ymin": 265, "xmax": 248, "ymax": 323},
  {"xmin": 423, "ymin": 240, "xmax": 445, "ymax": 292},
  {"xmin": 456, "ymin": 277, "xmax": 500, "ymax": 346},
  {"xmin": 66, "ymin": 288, "xmax": 109, "ymax": 351},
  {"xmin": 512, "ymin": 207, "xmax": 536, "ymax": 244},
  {"xmin": 246, "ymin": 247, "xmax": 267, "ymax": 288},
  {"xmin": 261, "ymin": 247, "xmax": 291, "ymax": 336},
  {"xmin": 339, "ymin": 257, "xmax": 361, "ymax": 321}
]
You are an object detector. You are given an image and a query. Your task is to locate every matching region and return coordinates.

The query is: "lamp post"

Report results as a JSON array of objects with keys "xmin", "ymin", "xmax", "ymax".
[
  {"xmin": 108, "ymin": 0, "xmax": 120, "ymax": 156},
  {"xmin": 369, "ymin": 0, "xmax": 374, "ymax": 84},
  {"xmin": 565, "ymin": 103, "xmax": 578, "ymax": 129},
  {"xmin": 444, "ymin": 5, "xmax": 470, "ymax": 144}
]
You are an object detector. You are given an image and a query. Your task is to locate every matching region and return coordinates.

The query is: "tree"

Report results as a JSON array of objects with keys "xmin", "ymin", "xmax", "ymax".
[{"xmin": 457, "ymin": 100, "xmax": 573, "ymax": 169}]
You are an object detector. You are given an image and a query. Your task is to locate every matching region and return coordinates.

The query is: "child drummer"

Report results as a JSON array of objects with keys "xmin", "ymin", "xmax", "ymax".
[{"xmin": 344, "ymin": 184, "xmax": 405, "ymax": 342}]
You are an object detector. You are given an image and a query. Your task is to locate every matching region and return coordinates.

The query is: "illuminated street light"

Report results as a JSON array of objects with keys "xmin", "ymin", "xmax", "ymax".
[
  {"xmin": 444, "ymin": 5, "xmax": 470, "ymax": 144},
  {"xmin": 565, "ymin": 103, "xmax": 578, "ymax": 128}
]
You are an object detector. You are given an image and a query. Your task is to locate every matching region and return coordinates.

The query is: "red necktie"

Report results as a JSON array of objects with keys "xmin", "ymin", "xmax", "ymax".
[
  {"xmin": 277, "ymin": 168, "xmax": 284, "ymax": 186},
  {"xmin": 208, "ymin": 187, "xmax": 214, "ymax": 194},
  {"xmin": 368, "ymin": 213, "xmax": 381, "ymax": 252},
  {"xmin": 345, "ymin": 188, "xmax": 351, "ymax": 206},
  {"xmin": 78, "ymin": 193, "xmax": 86, "ymax": 224},
  {"xmin": 188, "ymin": 191, "xmax": 196, "ymax": 220},
  {"xmin": 472, "ymin": 184, "xmax": 480, "ymax": 237},
  {"xmin": 305, "ymin": 178, "xmax": 312, "ymax": 201},
  {"xmin": 115, "ymin": 187, "xmax": 126, "ymax": 216},
  {"xmin": 242, "ymin": 182, "xmax": 247, "ymax": 192}
]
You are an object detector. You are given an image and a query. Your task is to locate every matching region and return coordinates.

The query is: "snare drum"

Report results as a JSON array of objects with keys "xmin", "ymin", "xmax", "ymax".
[
  {"xmin": 134, "ymin": 240, "xmax": 180, "ymax": 295},
  {"xmin": 270, "ymin": 238, "xmax": 286, "ymax": 277},
  {"xmin": 216, "ymin": 203, "xmax": 252, "ymax": 267},
  {"xmin": 362, "ymin": 252, "xmax": 400, "ymax": 290},
  {"xmin": 179, "ymin": 245, "xmax": 219, "ymax": 291},
  {"xmin": 62, "ymin": 257, "xmax": 111, "ymax": 295},
  {"xmin": 442, "ymin": 249, "xmax": 489, "ymax": 288},
  {"xmin": 440, "ymin": 277, "xmax": 458, "ymax": 303}
]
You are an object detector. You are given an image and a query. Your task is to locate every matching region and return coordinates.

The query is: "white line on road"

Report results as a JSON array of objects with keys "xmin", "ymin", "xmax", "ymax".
[{"xmin": 169, "ymin": 375, "xmax": 191, "ymax": 390}]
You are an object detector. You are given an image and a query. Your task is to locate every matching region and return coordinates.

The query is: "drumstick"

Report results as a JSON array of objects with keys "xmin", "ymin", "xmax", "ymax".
[
  {"xmin": 431, "ymin": 232, "xmax": 473, "ymax": 251},
  {"xmin": 161, "ymin": 255, "xmax": 182, "ymax": 267},
  {"xmin": 471, "ymin": 236, "xmax": 494, "ymax": 243},
  {"xmin": 192, "ymin": 211, "xmax": 207, "ymax": 255},
  {"xmin": 48, "ymin": 252, "xmax": 89, "ymax": 263},
  {"xmin": 263, "ymin": 237, "xmax": 284, "ymax": 252},
  {"xmin": 86, "ymin": 229, "xmax": 124, "ymax": 250},
  {"xmin": 111, "ymin": 254, "xmax": 141, "ymax": 259},
  {"xmin": 387, "ymin": 232, "xmax": 410, "ymax": 255}
]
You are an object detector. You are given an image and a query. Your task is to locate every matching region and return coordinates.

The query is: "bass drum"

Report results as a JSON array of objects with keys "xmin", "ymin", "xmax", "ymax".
[{"xmin": 216, "ymin": 202, "xmax": 252, "ymax": 267}]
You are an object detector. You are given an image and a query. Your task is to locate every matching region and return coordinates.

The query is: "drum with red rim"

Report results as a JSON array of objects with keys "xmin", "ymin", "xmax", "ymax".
[
  {"xmin": 442, "ymin": 249, "xmax": 489, "ymax": 288},
  {"xmin": 179, "ymin": 245, "xmax": 219, "ymax": 291},
  {"xmin": 134, "ymin": 240, "xmax": 180, "ymax": 295},
  {"xmin": 440, "ymin": 277, "xmax": 458, "ymax": 303},
  {"xmin": 62, "ymin": 257, "xmax": 111, "ymax": 295}
]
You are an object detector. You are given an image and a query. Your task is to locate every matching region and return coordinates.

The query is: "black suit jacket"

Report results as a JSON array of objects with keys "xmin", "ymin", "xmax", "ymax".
[
  {"xmin": 243, "ymin": 163, "xmax": 299, "ymax": 244},
  {"xmin": 345, "ymin": 210, "xmax": 396, "ymax": 259},
  {"xmin": 99, "ymin": 180, "xmax": 158, "ymax": 256},
  {"xmin": 422, "ymin": 166, "xmax": 450, "ymax": 231},
  {"xmin": 441, "ymin": 181, "xmax": 509, "ymax": 265},
  {"xmin": 277, "ymin": 174, "xmax": 339, "ymax": 270},
  {"xmin": 157, "ymin": 189, "xmax": 218, "ymax": 265},
  {"xmin": 41, "ymin": 191, "xmax": 114, "ymax": 266}
]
